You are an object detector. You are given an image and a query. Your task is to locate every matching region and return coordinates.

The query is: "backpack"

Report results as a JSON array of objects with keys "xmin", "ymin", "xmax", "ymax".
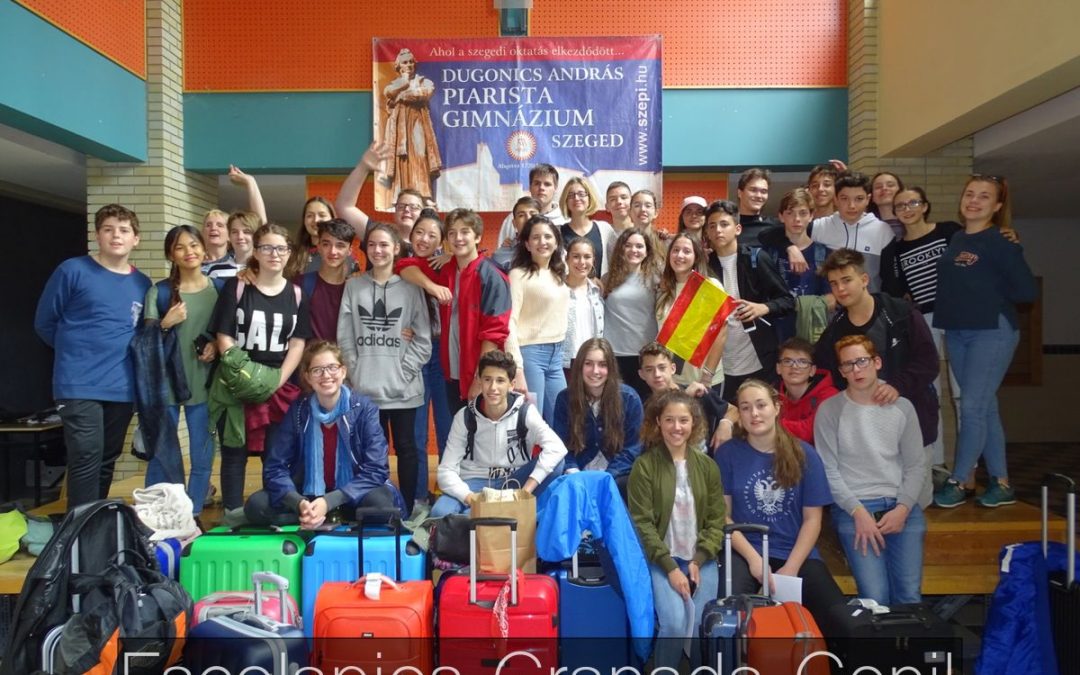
[
  {"xmin": 45, "ymin": 562, "xmax": 191, "ymax": 674},
  {"xmin": 463, "ymin": 400, "xmax": 533, "ymax": 464},
  {"xmin": 0, "ymin": 500, "xmax": 158, "ymax": 675},
  {"xmin": 153, "ymin": 277, "xmax": 224, "ymax": 319}
]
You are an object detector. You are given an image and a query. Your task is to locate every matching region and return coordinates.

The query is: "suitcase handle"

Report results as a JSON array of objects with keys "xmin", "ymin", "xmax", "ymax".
[
  {"xmin": 469, "ymin": 517, "xmax": 518, "ymax": 606},
  {"xmin": 1041, "ymin": 473, "xmax": 1077, "ymax": 585},
  {"xmin": 251, "ymin": 571, "xmax": 294, "ymax": 624},
  {"xmin": 724, "ymin": 523, "xmax": 770, "ymax": 600},
  {"xmin": 352, "ymin": 573, "xmax": 402, "ymax": 592},
  {"xmin": 354, "ymin": 507, "xmax": 404, "ymax": 581}
]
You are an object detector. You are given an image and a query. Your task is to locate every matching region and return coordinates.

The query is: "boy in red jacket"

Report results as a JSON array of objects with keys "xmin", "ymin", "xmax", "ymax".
[{"xmin": 777, "ymin": 337, "xmax": 838, "ymax": 444}]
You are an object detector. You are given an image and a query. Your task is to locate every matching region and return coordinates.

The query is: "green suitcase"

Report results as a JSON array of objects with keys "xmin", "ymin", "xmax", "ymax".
[{"xmin": 180, "ymin": 526, "xmax": 306, "ymax": 607}]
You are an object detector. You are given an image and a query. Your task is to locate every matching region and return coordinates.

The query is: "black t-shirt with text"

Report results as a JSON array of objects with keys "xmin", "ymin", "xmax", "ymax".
[{"xmin": 210, "ymin": 278, "xmax": 312, "ymax": 368}]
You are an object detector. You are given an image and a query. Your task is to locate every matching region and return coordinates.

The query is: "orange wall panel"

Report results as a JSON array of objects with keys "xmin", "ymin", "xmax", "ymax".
[
  {"xmin": 17, "ymin": 0, "xmax": 145, "ymax": 78},
  {"xmin": 184, "ymin": 0, "xmax": 500, "ymax": 92},
  {"xmin": 531, "ymin": 0, "xmax": 845, "ymax": 88}
]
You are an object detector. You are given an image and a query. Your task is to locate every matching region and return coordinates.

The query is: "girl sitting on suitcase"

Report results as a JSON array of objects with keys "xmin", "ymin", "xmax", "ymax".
[
  {"xmin": 552, "ymin": 337, "xmax": 643, "ymax": 498},
  {"xmin": 245, "ymin": 340, "xmax": 401, "ymax": 527},
  {"xmin": 715, "ymin": 379, "xmax": 845, "ymax": 632},
  {"xmin": 628, "ymin": 389, "xmax": 725, "ymax": 669}
]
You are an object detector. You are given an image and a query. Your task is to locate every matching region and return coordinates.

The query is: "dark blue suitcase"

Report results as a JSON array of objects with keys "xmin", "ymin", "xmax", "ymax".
[
  {"xmin": 301, "ymin": 508, "xmax": 425, "ymax": 637},
  {"xmin": 700, "ymin": 524, "xmax": 771, "ymax": 674},
  {"xmin": 155, "ymin": 538, "xmax": 181, "ymax": 580},
  {"xmin": 184, "ymin": 611, "xmax": 307, "ymax": 674},
  {"xmin": 550, "ymin": 552, "xmax": 632, "ymax": 670}
]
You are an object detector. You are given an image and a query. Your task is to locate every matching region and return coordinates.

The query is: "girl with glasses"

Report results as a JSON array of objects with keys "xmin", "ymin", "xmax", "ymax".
[
  {"xmin": 245, "ymin": 340, "xmax": 401, "ymax": 527},
  {"xmin": 559, "ymin": 177, "xmax": 616, "ymax": 277},
  {"xmin": 209, "ymin": 223, "xmax": 312, "ymax": 524}
]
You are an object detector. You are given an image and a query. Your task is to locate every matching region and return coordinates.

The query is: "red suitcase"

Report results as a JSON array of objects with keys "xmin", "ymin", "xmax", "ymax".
[
  {"xmin": 738, "ymin": 526, "xmax": 828, "ymax": 675},
  {"xmin": 191, "ymin": 571, "xmax": 301, "ymax": 627},
  {"xmin": 312, "ymin": 574, "xmax": 434, "ymax": 672},
  {"xmin": 438, "ymin": 518, "xmax": 558, "ymax": 675}
]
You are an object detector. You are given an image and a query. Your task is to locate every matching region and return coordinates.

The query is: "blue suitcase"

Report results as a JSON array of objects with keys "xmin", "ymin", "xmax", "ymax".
[
  {"xmin": 550, "ymin": 552, "xmax": 632, "ymax": 670},
  {"xmin": 155, "ymin": 538, "xmax": 181, "ymax": 580},
  {"xmin": 184, "ymin": 589, "xmax": 308, "ymax": 675},
  {"xmin": 700, "ymin": 524, "xmax": 771, "ymax": 674},
  {"xmin": 301, "ymin": 508, "xmax": 425, "ymax": 637}
]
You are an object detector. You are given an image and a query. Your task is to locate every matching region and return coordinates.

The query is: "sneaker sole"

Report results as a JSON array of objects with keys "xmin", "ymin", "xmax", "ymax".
[
  {"xmin": 933, "ymin": 497, "xmax": 968, "ymax": 509},
  {"xmin": 978, "ymin": 498, "xmax": 1017, "ymax": 508}
]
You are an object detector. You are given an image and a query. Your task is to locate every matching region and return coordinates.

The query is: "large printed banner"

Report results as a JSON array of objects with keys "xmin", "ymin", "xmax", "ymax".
[{"xmin": 372, "ymin": 36, "xmax": 662, "ymax": 212}]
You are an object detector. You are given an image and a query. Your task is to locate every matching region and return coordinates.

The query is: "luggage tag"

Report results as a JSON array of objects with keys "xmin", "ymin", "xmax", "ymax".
[{"xmin": 364, "ymin": 573, "xmax": 385, "ymax": 601}]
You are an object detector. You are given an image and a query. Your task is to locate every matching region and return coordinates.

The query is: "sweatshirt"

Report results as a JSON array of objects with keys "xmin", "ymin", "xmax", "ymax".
[
  {"xmin": 813, "ymin": 392, "xmax": 929, "ymax": 514},
  {"xmin": 779, "ymin": 371, "xmax": 840, "ymax": 445},
  {"xmin": 809, "ymin": 212, "xmax": 895, "ymax": 292},
  {"xmin": 338, "ymin": 274, "xmax": 432, "ymax": 409},
  {"xmin": 933, "ymin": 227, "xmax": 1037, "ymax": 330},
  {"xmin": 437, "ymin": 392, "xmax": 568, "ymax": 502},
  {"xmin": 34, "ymin": 256, "xmax": 151, "ymax": 401}
]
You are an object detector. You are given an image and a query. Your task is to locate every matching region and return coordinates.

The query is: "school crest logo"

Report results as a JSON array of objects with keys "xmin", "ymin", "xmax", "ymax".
[{"xmin": 742, "ymin": 467, "xmax": 788, "ymax": 520}]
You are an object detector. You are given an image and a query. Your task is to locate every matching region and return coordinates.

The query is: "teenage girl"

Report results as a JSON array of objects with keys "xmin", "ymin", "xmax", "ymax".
[
  {"xmin": 508, "ymin": 214, "xmax": 570, "ymax": 423},
  {"xmin": 602, "ymin": 227, "xmax": 661, "ymax": 401},
  {"xmin": 562, "ymin": 237, "xmax": 605, "ymax": 377},
  {"xmin": 144, "ymin": 225, "xmax": 219, "ymax": 518}
]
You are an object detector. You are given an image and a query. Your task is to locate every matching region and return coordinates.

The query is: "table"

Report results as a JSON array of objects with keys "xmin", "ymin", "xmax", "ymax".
[{"xmin": 0, "ymin": 422, "xmax": 63, "ymax": 506}]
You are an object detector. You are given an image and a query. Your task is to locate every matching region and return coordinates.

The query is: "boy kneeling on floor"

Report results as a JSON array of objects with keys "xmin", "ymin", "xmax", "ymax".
[{"xmin": 431, "ymin": 350, "xmax": 567, "ymax": 518}]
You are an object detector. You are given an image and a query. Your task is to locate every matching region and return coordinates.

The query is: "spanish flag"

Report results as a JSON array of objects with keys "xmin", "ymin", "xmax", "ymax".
[{"xmin": 657, "ymin": 272, "xmax": 736, "ymax": 367}]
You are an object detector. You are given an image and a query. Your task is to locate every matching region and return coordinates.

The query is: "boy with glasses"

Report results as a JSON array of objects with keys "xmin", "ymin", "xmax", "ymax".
[
  {"xmin": 814, "ymin": 334, "xmax": 929, "ymax": 605},
  {"xmin": 336, "ymin": 142, "xmax": 424, "ymax": 242},
  {"xmin": 814, "ymin": 248, "xmax": 940, "ymax": 456},
  {"xmin": 776, "ymin": 337, "xmax": 838, "ymax": 444}
]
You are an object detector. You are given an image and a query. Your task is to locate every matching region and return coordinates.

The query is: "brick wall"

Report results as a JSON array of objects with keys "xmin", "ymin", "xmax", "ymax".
[{"xmin": 85, "ymin": 0, "xmax": 218, "ymax": 483}]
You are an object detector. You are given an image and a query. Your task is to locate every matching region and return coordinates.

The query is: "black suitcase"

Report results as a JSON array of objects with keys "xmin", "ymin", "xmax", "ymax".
[
  {"xmin": 1044, "ymin": 473, "xmax": 1079, "ymax": 675},
  {"xmin": 825, "ymin": 602, "xmax": 962, "ymax": 672}
]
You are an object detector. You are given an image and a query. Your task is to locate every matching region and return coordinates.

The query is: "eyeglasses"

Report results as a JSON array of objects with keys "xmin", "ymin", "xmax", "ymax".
[
  {"xmin": 308, "ymin": 364, "xmax": 343, "ymax": 377},
  {"xmin": 567, "ymin": 191, "xmax": 589, "ymax": 200},
  {"xmin": 893, "ymin": 199, "xmax": 924, "ymax": 212},
  {"xmin": 970, "ymin": 173, "xmax": 1006, "ymax": 185},
  {"xmin": 779, "ymin": 358, "xmax": 813, "ymax": 370},
  {"xmin": 838, "ymin": 357, "xmax": 874, "ymax": 374},
  {"xmin": 256, "ymin": 244, "xmax": 291, "ymax": 256},
  {"xmin": 395, "ymin": 203, "xmax": 422, "ymax": 213}
]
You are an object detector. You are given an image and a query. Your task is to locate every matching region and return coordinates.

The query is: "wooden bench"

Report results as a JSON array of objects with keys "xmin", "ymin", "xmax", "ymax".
[{"xmin": 821, "ymin": 500, "xmax": 1065, "ymax": 595}]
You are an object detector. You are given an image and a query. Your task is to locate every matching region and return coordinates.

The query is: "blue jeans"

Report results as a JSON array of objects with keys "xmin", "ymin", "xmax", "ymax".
[
  {"xmin": 946, "ymin": 315, "xmax": 1018, "ymax": 482},
  {"xmin": 146, "ymin": 403, "xmax": 215, "ymax": 516},
  {"xmin": 415, "ymin": 338, "xmax": 453, "ymax": 501},
  {"xmin": 649, "ymin": 559, "xmax": 719, "ymax": 669},
  {"xmin": 832, "ymin": 498, "xmax": 926, "ymax": 605},
  {"xmin": 520, "ymin": 342, "xmax": 566, "ymax": 425},
  {"xmin": 429, "ymin": 458, "xmax": 565, "ymax": 518}
]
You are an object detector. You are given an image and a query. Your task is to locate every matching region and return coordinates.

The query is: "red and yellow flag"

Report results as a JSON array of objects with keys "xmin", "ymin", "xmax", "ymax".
[{"xmin": 657, "ymin": 272, "xmax": 736, "ymax": 367}]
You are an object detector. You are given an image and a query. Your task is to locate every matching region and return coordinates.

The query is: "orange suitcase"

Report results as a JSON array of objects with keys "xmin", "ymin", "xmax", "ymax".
[{"xmin": 311, "ymin": 574, "xmax": 434, "ymax": 673}]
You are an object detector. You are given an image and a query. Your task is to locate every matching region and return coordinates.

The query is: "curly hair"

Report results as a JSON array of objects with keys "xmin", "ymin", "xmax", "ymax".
[{"xmin": 641, "ymin": 389, "xmax": 706, "ymax": 453}]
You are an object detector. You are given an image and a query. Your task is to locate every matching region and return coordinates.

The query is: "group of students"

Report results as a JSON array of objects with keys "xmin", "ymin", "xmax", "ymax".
[{"xmin": 34, "ymin": 150, "xmax": 1035, "ymax": 666}]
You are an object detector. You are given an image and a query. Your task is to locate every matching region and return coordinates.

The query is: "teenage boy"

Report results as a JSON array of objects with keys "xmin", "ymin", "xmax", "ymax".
[
  {"xmin": 35, "ymin": 204, "xmax": 152, "ymax": 509},
  {"xmin": 807, "ymin": 163, "xmax": 839, "ymax": 219},
  {"xmin": 398, "ymin": 208, "xmax": 515, "ymax": 413},
  {"xmin": 814, "ymin": 335, "xmax": 929, "ymax": 605},
  {"xmin": 814, "ymin": 248, "xmax": 940, "ymax": 452},
  {"xmin": 431, "ymin": 350, "xmax": 567, "ymax": 517},
  {"xmin": 298, "ymin": 219, "xmax": 356, "ymax": 341},
  {"xmin": 776, "ymin": 337, "xmax": 839, "ymax": 445},
  {"xmin": 767, "ymin": 188, "xmax": 833, "ymax": 342},
  {"xmin": 496, "ymin": 163, "xmax": 565, "ymax": 249},
  {"xmin": 336, "ymin": 141, "xmax": 421, "ymax": 242},
  {"xmin": 638, "ymin": 342, "xmax": 739, "ymax": 451},
  {"xmin": 703, "ymin": 200, "xmax": 794, "ymax": 401},
  {"xmin": 605, "ymin": 181, "xmax": 633, "ymax": 236},
  {"xmin": 761, "ymin": 171, "xmax": 894, "ymax": 291},
  {"xmin": 736, "ymin": 168, "xmax": 781, "ymax": 246},
  {"xmin": 201, "ymin": 209, "xmax": 234, "ymax": 277},
  {"xmin": 492, "ymin": 196, "xmax": 541, "ymax": 271}
]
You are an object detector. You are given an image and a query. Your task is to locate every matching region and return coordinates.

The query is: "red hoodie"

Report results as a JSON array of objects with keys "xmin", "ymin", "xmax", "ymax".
[{"xmin": 779, "ymin": 370, "xmax": 839, "ymax": 445}]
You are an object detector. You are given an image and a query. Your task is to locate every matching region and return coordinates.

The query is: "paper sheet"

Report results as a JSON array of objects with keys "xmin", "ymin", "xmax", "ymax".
[{"xmin": 770, "ymin": 573, "xmax": 803, "ymax": 604}]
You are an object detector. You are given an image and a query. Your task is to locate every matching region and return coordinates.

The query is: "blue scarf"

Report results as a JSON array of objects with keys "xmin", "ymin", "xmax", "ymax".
[{"xmin": 302, "ymin": 388, "xmax": 354, "ymax": 497}]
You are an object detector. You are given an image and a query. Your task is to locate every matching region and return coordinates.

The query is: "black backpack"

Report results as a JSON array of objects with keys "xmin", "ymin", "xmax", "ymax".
[
  {"xmin": 0, "ymin": 500, "xmax": 159, "ymax": 675},
  {"xmin": 463, "ymin": 399, "xmax": 533, "ymax": 465}
]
